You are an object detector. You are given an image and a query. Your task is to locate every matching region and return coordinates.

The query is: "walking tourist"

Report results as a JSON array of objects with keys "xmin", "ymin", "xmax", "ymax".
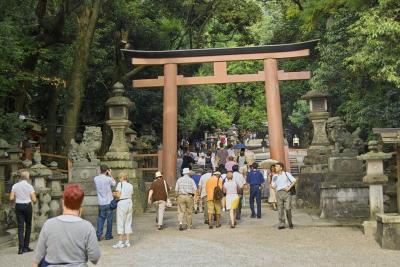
[
  {"xmin": 9, "ymin": 170, "xmax": 37, "ymax": 255},
  {"xmin": 225, "ymin": 155, "xmax": 236, "ymax": 172},
  {"xmin": 271, "ymin": 162, "xmax": 297, "ymax": 229},
  {"xmin": 223, "ymin": 171, "xmax": 239, "ymax": 228},
  {"xmin": 268, "ymin": 165, "xmax": 278, "ymax": 211},
  {"xmin": 205, "ymin": 171, "xmax": 224, "ymax": 229},
  {"xmin": 148, "ymin": 171, "xmax": 170, "ymax": 230},
  {"xmin": 232, "ymin": 165, "xmax": 246, "ymax": 220},
  {"xmin": 175, "ymin": 168, "xmax": 197, "ymax": 231},
  {"xmin": 33, "ymin": 184, "xmax": 100, "ymax": 266},
  {"xmin": 112, "ymin": 171, "xmax": 134, "ymax": 248},
  {"xmin": 198, "ymin": 167, "xmax": 213, "ymax": 224},
  {"xmin": 227, "ymin": 143, "xmax": 235, "ymax": 157},
  {"xmin": 192, "ymin": 170, "xmax": 202, "ymax": 214},
  {"xmin": 94, "ymin": 164, "xmax": 116, "ymax": 241},
  {"xmin": 247, "ymin": 163, "xmax": 264, "ymax": 219},
  {"xmin": 181, "ymin": 149, "xmax": 195, "ymax": 174},
  {"xmin": 216, "ymin": 143, "xmax": 229, "ymax": 168},
  {"xmin": 237, "ymin": 149, "xmax": 247, "ymax": 176}
]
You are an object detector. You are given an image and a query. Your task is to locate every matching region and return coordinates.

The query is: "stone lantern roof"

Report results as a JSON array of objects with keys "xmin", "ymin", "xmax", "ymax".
[
  {"xmin": 105, "ymin": 82, "xmax": 133, "ymax": 107},
  {"xmin": 301, "ymin": 89, "xmax": 331, "ymax": 100}
]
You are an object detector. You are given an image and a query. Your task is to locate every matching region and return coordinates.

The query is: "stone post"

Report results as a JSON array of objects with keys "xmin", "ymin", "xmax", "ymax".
[
  {"xmin": 357, "ymin": 140, "xmax": 392, "ymax": 238},
  {"xmin": 0, "ymin": 139, "xmax": 10, "ymax": 206},
  {"xmin": 48, "ymin": 162, "xmax": 65, "ymax": 218}
]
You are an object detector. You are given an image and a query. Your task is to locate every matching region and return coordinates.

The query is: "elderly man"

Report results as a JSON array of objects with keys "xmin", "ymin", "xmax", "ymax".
[
  {"xmin": 175, "ymin": 168, "xmax": 197, "ymax": 231},
  {"xmin": 9, "ymin": 170, "xmax": 37, "ymax": 254},
  {"xmin": 271, "ymin": 162, "xmax": 296, "ymax": 229},
  {"xmin": 148, "ymin": 171, "xmax": 170, "ymax": 230},
  {"xmin": 94, "ymin": 164, "xmax": 116, "ymax": 241}
]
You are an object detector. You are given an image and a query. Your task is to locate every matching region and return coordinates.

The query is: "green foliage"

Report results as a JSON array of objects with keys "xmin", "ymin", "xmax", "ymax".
[{"xmin": 0, "ymin": 111, "xmax": 27, "ymax": 145}]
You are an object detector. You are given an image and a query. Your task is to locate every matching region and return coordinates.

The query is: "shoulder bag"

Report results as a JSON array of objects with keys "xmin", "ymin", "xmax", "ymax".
[
  {"xmin": 285, "ymin": 172, "xmax": 296, "ymax": 195},
  {"xmin": 163, "ymin": 180, "xmax": 173, "ymax": 208},
  {"xmin": 213, "ymin": 177, "xmax": 224, "ymax": 201},
  {"xmin": 110, "ymin": 182, "xmax": 122, "ymax": 210}
]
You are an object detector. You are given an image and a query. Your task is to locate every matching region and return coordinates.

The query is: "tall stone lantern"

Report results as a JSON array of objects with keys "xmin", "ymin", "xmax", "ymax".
[
  {"xmin": 105, "ymin": 82, "xmax": 133, "ymax": 160},
  {"xmin": 301, "ymin": 90, "xmax": 331, "ymax": 150},
  {"xmin": 103, "ymin": 82, "xmax": 146, "ymax": 214}
]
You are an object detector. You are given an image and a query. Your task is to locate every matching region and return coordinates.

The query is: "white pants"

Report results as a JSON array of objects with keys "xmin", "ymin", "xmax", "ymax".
[
  {"xmin": 154, "ymin": 200, "xmax": 166, "ymax": 226},
  {"xmin": 116, "ymin": 199, "xmax": 133, "ymax": 235}
]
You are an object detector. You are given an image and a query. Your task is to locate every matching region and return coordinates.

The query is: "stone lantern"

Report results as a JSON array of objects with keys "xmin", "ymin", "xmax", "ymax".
[
  {"xmin": 357, "ymin": 140, "xmax": 392, "ymax": 239},
  {"xmin": 105, "ymin": 82, "xmax": 133, "ymax": 160},
  {"xmin": 0, "ymin": 139, "xmax": 10, "ymax": 205},
  {"xmin": 301, "ymin": 90, "xmax": 331, "ymax": 149}
]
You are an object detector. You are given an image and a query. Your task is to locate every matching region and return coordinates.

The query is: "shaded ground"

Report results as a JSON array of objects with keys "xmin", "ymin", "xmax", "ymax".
[{"xmin": 1, "ymin": 206, "xmax": 398, "ymax": 267}]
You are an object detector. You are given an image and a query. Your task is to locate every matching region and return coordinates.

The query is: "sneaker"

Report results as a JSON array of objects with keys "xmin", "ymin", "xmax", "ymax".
[
  {"xmin": 278, "ymin": 225, "xmax": 285, "ymax": 230},
  {"xmin": 209, "ymin": 225, "xmax": 213, "ymax": 229},
  {"xmin": 112, "ymin": 243, "xmax": 125, "ymax": 249},
  {"xmin": 23, "ymin": 247, "xmax": 34, "ymax": 253},
  {"xmin": 250, "ymin": 215, "xmax": 256, "ymax": 218},
  {"xmin": 125, "ymin": 242, "xmax": 131, "ymax": 247},
  {"xmin": 216, "ymin": 224, "xmax": 221, "ymax": 228},
  {"xmin": 204, "ymin": 220, "xmax": 209, "ymax": 224},
  {"xmin": 105, "ymin": 236, "xmax": 114, "ymax": 240},
  {"xmin": 158, "ymin": 225, "xmax": 163, "ymax": 230},
  {"xmin": 179, "ymin": 224, "xmax": 184, "ymax": 231}
]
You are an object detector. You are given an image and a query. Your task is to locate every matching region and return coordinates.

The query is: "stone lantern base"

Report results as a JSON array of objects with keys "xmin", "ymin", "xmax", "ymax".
[{"xmin": 376, "ymin": 213, "xmax": 400, "ymax": 250}]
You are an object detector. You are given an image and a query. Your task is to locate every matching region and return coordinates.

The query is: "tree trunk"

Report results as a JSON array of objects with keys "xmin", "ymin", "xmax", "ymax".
[
  {"xmin": 45, "ymin": 85, "xmax": 61, "ymax": 153},
  {"xmin": 63, "ymin": 0, "xmax": 102, "ymax": 148}
]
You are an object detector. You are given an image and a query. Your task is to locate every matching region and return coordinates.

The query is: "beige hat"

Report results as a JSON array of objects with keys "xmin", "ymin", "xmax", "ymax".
[
  {"xmin": 155, "ymin": 171, "xmax": 163, "ymax": 178},
  {"xmin": 182, "ymin": 168, "xmax": 191, "ymax": 175},
  {"xmin": 213, "ymin": 171, "xmax": 221, "ymax": 176}
]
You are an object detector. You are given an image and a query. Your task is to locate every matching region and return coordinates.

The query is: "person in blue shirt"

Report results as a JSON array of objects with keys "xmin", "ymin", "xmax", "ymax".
[
  {"xmin": 246, "ymin": 162, "xmax": 265, "ymax": 218},
  {"xmin": 192, "ymin": 171, "xmax": 202, "ymax": 214}
]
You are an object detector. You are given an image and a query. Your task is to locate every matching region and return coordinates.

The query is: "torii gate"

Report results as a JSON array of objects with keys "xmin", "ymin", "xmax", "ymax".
[{"xmin": 123, "ymin": 40, "xmax": 317, "ymax": 186}]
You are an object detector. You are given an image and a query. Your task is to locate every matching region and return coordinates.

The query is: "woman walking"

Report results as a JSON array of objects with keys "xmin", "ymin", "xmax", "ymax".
[
  {"xmin": 113, "ymin": 171, "xmax": 134, "ymax": 248},
  {"xmin": 223, "ymin": 171, "xmax": 239, "ymax": 228},
  {"xmin": 33, "ymin": 184, "xmax": 100, "ymax": 266},
  {"xmin": 9, "ymin": 170, "xmax": 37, "ymax": 255},
  {"xmin": 268, "ymin": 165, "xmax": 278, "ymax": 211}
]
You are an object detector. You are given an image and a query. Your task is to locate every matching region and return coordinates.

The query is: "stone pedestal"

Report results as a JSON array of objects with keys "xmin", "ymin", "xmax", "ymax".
[
  {"xmin": 376, "ymin": 213, "xmax": 400, "ymax": 250},
  {"xmin": 71, "ymin": 161, "xmax": 100, "ymax": 196},
  {"xmin": 320, "ymin": 182, "xmax": 369, "ymax": 219}
]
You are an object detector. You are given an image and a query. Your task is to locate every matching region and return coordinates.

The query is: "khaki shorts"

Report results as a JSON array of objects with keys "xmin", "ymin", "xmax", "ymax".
[{"xmin": 208, "ymin": 200, "xmax": 222, "ymax": 215}]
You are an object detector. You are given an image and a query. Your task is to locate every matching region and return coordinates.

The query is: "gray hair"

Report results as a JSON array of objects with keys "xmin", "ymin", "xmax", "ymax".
[{"xmin": 19, "ymin": 170, "xmax": 30, "ymax": 180}]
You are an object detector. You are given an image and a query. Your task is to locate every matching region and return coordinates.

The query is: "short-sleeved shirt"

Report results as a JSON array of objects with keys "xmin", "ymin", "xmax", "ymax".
[
  {"xmin": 94, "ymin": 174, "xmax": 116, "ymax": 206},
  {"xmin": 272, "ymin": 172, "xmax": 296, "ymax": 191},
  {"xmin": 223, "ymin": 180, "xmax": 238, "ymax": 195},
  {"xmin": 11, "ymin": 180, "xmax": 35, "ymax": 204},
  {"xmin": 225, "ymin": 161, "xmax": 236, "ymax": 172},
  {"xmin": 246, "ymin": 170, "xmax": 264, "ymax": 186},
  {"xmin": 150, "ymin": 178, "xmax": 169, "ymax": 201},
  {"xmin": 175, "ymin": 175, "xmax": 197, "ymax": 195},
  {"xmin": 116, "ymin": 181, "xmax": 133, "ymax": 200},
  {"xmin": 233, "ymin": 172, "xmax": 246, "ymax": 189},
  {"xmin": 199, "ymin": 172, "xmax": 212, "ymax": 198},
  {"xmin": 205, "ymin": 176, "xmax": 223, "ymax": 201}
]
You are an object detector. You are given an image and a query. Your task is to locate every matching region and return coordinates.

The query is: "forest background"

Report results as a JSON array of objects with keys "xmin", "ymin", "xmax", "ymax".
[{"xmin": 0, "ymin": 0, "xmax": 399, "ymax": 153}]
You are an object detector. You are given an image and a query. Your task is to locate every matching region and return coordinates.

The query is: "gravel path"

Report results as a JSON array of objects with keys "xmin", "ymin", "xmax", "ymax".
[{"xmin": 1, "ymin": 207, "xmax": 398, "ymax": 267}]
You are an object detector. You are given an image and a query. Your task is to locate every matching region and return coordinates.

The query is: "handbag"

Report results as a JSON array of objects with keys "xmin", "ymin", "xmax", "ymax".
[
  {"xmin": 284, "ymin": 172, "xmax": 296, "ymax": 195},
  {"xmin": 163, "ymin": 180, "xmax": 172, "ymax": 208},
  {"xmin": 110, "ymin": 182, "xmax": 123, "ymax": 210}
]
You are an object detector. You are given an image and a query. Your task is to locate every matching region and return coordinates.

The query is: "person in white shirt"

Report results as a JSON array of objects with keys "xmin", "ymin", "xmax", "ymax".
[
  {"xmin": 271, "ymin": 162, "xmax": 296, "ymax": 229},
  {"xmin": 198, "ymin": 167, "xmax": 212, "ymax": 224},
  {"xmin": 9, "ymin": 170, "xmax": 37, "ymax": 254},
  {"xmin": 232, "ymin": 165, "xmax": 246, "ymax": 220},
  {"xmin": 112, "ymin": 171, "xmax": 134, "ymax": 248}
]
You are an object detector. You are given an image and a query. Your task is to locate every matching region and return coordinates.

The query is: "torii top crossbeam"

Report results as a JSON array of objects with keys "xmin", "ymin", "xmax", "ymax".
[{"xmin": 122, "ymin": 40, "xmax": 318, "ymax": 185}]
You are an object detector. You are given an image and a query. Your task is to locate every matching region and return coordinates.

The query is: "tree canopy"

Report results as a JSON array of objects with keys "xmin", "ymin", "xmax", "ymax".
[{"xmin": 0, "ymin": 0, "xmax": 399, "ymax": 149}]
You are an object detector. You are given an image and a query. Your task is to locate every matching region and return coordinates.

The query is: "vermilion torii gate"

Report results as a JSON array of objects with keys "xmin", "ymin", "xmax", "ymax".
[{"xmin": 123, "ymin": 40, "xmax": 317, "ymax": 186}]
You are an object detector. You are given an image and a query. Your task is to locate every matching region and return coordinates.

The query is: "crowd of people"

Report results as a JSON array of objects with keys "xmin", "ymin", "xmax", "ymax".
[{"xmin": 7, "ymin": 146, "xmax": 296, "ymax": 266}]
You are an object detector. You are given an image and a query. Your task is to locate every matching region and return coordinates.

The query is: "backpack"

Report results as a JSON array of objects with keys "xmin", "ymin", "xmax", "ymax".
[{"xmin": 213, "ymin": 177, "xmax": 224, "ymax": 201}]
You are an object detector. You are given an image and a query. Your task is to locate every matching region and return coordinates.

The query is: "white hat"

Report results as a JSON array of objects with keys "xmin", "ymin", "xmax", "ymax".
[
  {"xmin": 199, "ymin": 152, "xmax": 205, "ymax": 157},
  {"xmin": 213, "ymin": 171, "xmax": 221, "ymax": 176},
  {"xmin": 155, "ymin": 171, "xmax": 163, "ymax": 178},
  {"xmin": 182, "ymin": 168, "xmax": 191, "ymax": 175}
]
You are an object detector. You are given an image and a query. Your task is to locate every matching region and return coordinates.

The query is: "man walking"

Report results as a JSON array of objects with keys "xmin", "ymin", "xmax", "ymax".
[
  {"xmin": 232, "ymin": 165, "xmax": 246, "ymax": 220},
  {"xmin": 198, "ymin": 167, "xmax": 213, "ymax": 224},
  {"xmin": 205, "ymin": 171, "xmax": 223, "ymax": 229},
  {"xmin": 9, "ymin": 170, "xmax": 37, "ymax": 254},
  {"xmin": 148, "ymin": 171, "xmax": 170, "ymax": 230},
  {"xmin": 246, "ymin": 162, "xmax": 264, "ymax": 219},
  {"xmin": 94, "ymin": 164, "xmax": 116, "ymax": 240},
  {"xmin": 271, "ymin": 162, "xmax": 296, "ymax": 229},
  {"xmin": 175, "ymin": 168, "xmax": 197, "ymax": 231}
]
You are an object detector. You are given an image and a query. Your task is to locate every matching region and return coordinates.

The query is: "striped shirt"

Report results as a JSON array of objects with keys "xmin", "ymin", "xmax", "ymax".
[{"xmin": 175, "ymin": 175, "xmax": 197, "ymax": 195}]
